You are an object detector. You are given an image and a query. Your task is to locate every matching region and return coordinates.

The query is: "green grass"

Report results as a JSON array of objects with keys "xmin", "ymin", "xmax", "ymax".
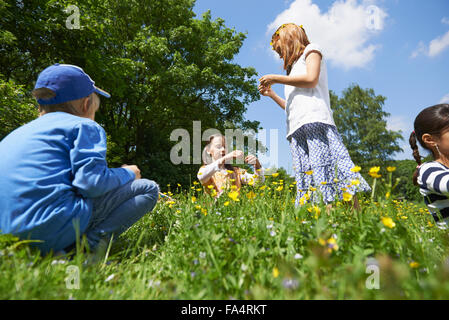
[{"xmin": 2, "ymin": 173, "xmax": 449, "ymax": 300}]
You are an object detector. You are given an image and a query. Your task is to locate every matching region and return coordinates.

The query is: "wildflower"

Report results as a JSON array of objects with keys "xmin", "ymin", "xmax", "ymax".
[
  {"xmin": 305, "ymin": 170, "xmax": 313, "ymax": 175},
  {"xmin": 272, "ymin": 173, "xmax": 279, "ymax": 178},
  {"xmin": 199, "ymin": 252, "xmax": 206, "ymax": 259},
  {"xmin": 228, "ymin": 191, "xmax": 240, "ymax": 202},
  {"xmin": 350, "ymin": 166, "xmax": 361, "ymax": 173},
  {"xmin": 294, "ymin": 253, "xmax": 303, "ymax": 260},
  {"xmin": 226, "ymin": 170, "xmax": 234, "ymax": 174},
  {"xmin": 259, "ymin": 185, "xmax": 267, "ymax": 191},
  {"xmin": 386, "ymin": 192, "xmax": 391, "ymax": 199},
  {"xmin": 309, "ymin": 187, "xmax": 317, "ymax": 192},
  {"xmin": 350, "ymin": 179, "xmax": 360, "ymax": 186},
  {"xmin": 270, "ymin": 230, "xmax": 276, "ymax": 237},
  {"xmin": 387, "ymin": 166, "xmax": 397, "ymax": 172},
  {"xmin": 318, "ymin": 238, "xmax": 326, "ymax": 246},
  {"xmin": 272, "ymin": 267, "xmax": 280, "ymax": 278},
  {"xmin": 327, "ymin": 237, "xmax": 339, "ymax": 252},
  {"xmin": 241, "ymin": 263, "xmax": 248, "ymax": 271},
  {"xmin": 409, "ymin": 261, "xmax": 420, "ymax": 269},
  {"xmin": 224, "ymin": 201, "xmax": 230, "ymax": 207},
  {"xmin": 201, "ymin": 208, "xmax": 207, "ymax": 216},
  {"xmin": 275, "ymin": 185, "xmax": 284, "ymax": 192},
  {"xmin": 207, "ymin": 185, "xmax": 214, "ymax": 189},
  {"xmin": 321, "ymin": 181, "xmax": 327, "ymax": 185},
  {"xmin": 381, "ymin": 217, "xmax": 396, "ymax": 229},
  {"xmin": 196, "ymin": 188, "xmax": 202, "ymax": 192},
  {"xmin": 193, "ymin": 181, "xmax": 199, "ymax": 185},
  {"xmin": 177, "ymin": 183, "xmax": 181, "ymax": 187},
  {"xmin": 342, "ymin": 192, "xmax": 353, "ymax": 202},
  {"xmin": 282, "ymin": 278, "xmax": 299, "ymax": 290},
  {"xmin": 333, "ymin": 178, "xmax": 340, "ymax": 183},
  {"xmin": 191, "ymin": 196, "xmax": 197, "ymax": 203},
  {"xmin": 369, "ymin": 167, "xmax": 381, "ymax": 178}
]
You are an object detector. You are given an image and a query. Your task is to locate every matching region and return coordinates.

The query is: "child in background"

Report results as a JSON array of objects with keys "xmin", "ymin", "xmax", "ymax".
[
  {"xmin": 197, "ymin": 134, "xmax": 264, "ymax": 197},
  {"xmin": 410, "ymin": 104, "xmax": 449, "ymax": 224},
  {"xmin": 258, "ymin": 23, "xmax": 370, "ymax": 207},
  {"xmin": 0, "ymin": 64, "xmax": 160, "ymax": 255}
]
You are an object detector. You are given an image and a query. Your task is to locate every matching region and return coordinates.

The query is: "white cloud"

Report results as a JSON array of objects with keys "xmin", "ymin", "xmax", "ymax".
[
  {"xmin": 267, "ymin": 0, "xmax": 388, "ymax": 70},
  {"xmin": 411, "ymin": 18, "xmax": 449, "ymax": 58},
  {"xmin": 440, "ymin": 93, "xmax": 449, "ymax": 104},
  {"xmin": 428, "ymin": 30, "xmax": 449, "ymax": 57}
]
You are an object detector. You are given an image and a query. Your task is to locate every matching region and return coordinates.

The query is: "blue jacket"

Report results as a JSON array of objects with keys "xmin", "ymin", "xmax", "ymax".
[{"xmin": 0, "ymin": 112, "xmax": 135, "ymax": 253}]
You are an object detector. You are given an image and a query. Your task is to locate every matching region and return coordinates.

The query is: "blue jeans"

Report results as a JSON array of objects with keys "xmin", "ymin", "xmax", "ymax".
[{"xmin": 74, "ymin": 179, "xmax": 159, "ymax": 251}]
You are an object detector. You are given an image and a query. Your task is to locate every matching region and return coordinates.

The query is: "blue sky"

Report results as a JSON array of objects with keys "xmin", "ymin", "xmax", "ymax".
[{"xmin": 193, "ymin": 0, "xmax": 449, "ymax": 174}]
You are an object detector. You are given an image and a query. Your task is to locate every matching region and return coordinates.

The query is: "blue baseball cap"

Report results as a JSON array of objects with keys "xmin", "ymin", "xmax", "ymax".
[{"xmin": 34, "ymin": 63, "xmax": 111, "ymax": 105}]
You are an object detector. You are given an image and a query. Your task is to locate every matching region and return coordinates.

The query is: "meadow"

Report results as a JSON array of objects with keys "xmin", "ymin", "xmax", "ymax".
[{"xmin": 2, "ymin": 166, "xmax": 449, "ymax": 300}]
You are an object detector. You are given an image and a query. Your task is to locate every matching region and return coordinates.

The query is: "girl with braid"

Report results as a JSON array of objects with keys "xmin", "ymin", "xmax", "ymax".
[{"xmin": 410, "ymin": 104, "xmax": 449, "ymax": 224}]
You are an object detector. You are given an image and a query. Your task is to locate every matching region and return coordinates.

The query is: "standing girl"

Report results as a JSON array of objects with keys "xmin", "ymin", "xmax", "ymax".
[
  {"xmin": 259, "ymin": 23, "xmax": 370, "ymax": 206},
  {"xmin": 410, "ymin": 104, "xmax": 449, "ymax": 224}
]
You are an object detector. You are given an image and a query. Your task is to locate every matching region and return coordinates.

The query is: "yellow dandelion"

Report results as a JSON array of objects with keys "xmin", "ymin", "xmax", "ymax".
[
  {"xmin": 318, "ymin": 238, "xmax": 326, "ymax": 246},
  {"xmin": 387, "ymin": 166, "xmax": 397, "ymax": 172},
  {"xmin": 259, "ymin": 185, "xmax": 267, "ymax": 191},
  {"xmin": 201, "ymin": 208, "xmax": 208, "ymax": 216},
  {"xmin": 191, "ymin": 196, "xmax": 197, "ymax": 203},
  {"xmin": 386, "ymin": 192, "xmax": 391, "ymax": 199},
  {"xmin": 350, "ymin": 179, "xmax": 360, "ymax": 186},
  {"xmin": 224, "ymin": 201, "xmax": 230, "ymax": 207},
  {"xmin": 193, "ymin": 181, "xmax": 199, "ymax": 185},
  {"xmin": 342, "ymin": 192, "xmax": 353, "ymax": 202},
  {"xmin": 196, "ymin": 188, "xmax": 202, "ymax": 192},
  {"xmin": 305, "ymin": 170, "xmax": 313, "ymax": 175},
  {"xmin": 409, "ymin": 261, "xmax": 420, "ymax": 269},
  {"xmin": 272, "ymin": 267, "xmax": 279, "ymax": 278},
  {"xmin": 275, "ymin": 185, "xmax": 284, "ymax": 192},
  {"xmin": 207, "ymin": 185, "xmax": 214, "ymax": 189},
  {"xmin": 369, "ymin": 167, "xmax": 381, "ymax": 178},
  {"xmin": 228, "ymin": 191, "xmax": 240, "ymax": 202},
  {"xmin": 350, "ymin": 166, "xmax": 361, "ymax": 173},
  {"xmin": 271, "ymin": 173, "xmax": 279, "ymax": 178},
  {"xmin": 381, "ymin": 217, "xmax": 396, "ymax": 229},
  {"xmin": 226, "ymin": 170, "xmax": 234, "ymax": 174},
  {"xmin": 321, "ymin": 181, "xmax": 328, "ymax": 185},
  {"xmin": 246, "ymin": 191, "xmax": 256, "ymax": 200}
]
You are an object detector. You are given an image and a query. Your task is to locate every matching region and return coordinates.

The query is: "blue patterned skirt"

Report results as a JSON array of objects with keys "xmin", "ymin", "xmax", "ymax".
[{"xmin": 289, "ymin": 122, "xmax": 371, "ymax": 205}]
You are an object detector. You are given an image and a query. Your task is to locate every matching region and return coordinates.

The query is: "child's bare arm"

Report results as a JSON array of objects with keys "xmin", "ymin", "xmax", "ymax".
[{"xmin": 260, "ymin": 51, "xmax": 322, "ymax": 89}]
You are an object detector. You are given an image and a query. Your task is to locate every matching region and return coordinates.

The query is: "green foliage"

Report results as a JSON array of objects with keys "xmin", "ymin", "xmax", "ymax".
[
  {"xmin": 0, "ymin": 79, "xmax": 38, "ymax": 141},
  {"xmin": 0, "ymin": 0, "xmax": 260, "ymax": 188},
  {"xmin": 330, "ymin": 85, "xmax": 403, "ymax": 168},
  {"xmin": 390, "ymin": 160, "xmax": 422, "ymax": 201}
]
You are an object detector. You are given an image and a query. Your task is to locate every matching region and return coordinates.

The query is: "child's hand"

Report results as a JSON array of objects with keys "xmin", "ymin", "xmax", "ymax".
[
  {"xmin": 258, "ymin": 84, "xmax": 274, "ymax": 97},
  {"xmin": 245, "ymin": 155, "xmax": 261, "ymax": 169},
  {"xmin": 222, "ymin": 150, "xmax": 244, "ymax": 165},
  {"xmin": 122, "ymin": 164, "xmax": 141, "ymax": 180},
  {"xmin": 259, "ymin": 74, "xmax": 277, "ymax": 87}
]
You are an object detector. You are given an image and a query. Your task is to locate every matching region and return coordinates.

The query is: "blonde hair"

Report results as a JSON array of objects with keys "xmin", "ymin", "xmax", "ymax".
[
  {"xmin": 202, "ymin": 134, "xmax": 226, "ymax": 165},
  {"xmin": 32, "ymin": 88, "xmax": 95, "ymax": 116},
  {"xmin": 271, "ymin": 23, "xmax": 310, "ymax": 75}
]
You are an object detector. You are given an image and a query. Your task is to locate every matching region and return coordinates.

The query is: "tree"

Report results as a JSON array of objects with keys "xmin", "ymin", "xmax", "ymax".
[
  {"xmin": 0, "ymin": 0, "xmax": 260, "ymax": 188},
  {"xmin": 330, "ymin": 84, "xmax": 403, "ymax": 169}
]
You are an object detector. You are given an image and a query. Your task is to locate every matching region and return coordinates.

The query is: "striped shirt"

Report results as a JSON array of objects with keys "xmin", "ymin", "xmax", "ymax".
[{"xmin": 418, "ymin": 161, "xmax": 449, "ymax": 222}]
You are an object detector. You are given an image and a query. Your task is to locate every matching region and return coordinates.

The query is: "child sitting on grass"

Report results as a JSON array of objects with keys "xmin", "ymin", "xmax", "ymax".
[
  {"xmin": 197, "ymin": 134, "xmax": 265, "ymax": 197},
  {"xmin": 0, "ymin": 64, "xmax": 160, "ymax": 255},
  {"xmin": 410, "ymin": 103, "xmax": 449, "ymax": 224}
]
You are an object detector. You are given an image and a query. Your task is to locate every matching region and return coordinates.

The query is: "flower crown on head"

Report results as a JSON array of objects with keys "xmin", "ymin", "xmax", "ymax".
[{"xmin": 270, "ymin": 23, "xmax": 304, "ymax": 49}]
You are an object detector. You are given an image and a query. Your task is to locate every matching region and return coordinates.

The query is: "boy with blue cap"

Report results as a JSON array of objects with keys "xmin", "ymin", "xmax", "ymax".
[{"xmin": 0, "ymin": 64, "xmax": 160, "ymax": 255}]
